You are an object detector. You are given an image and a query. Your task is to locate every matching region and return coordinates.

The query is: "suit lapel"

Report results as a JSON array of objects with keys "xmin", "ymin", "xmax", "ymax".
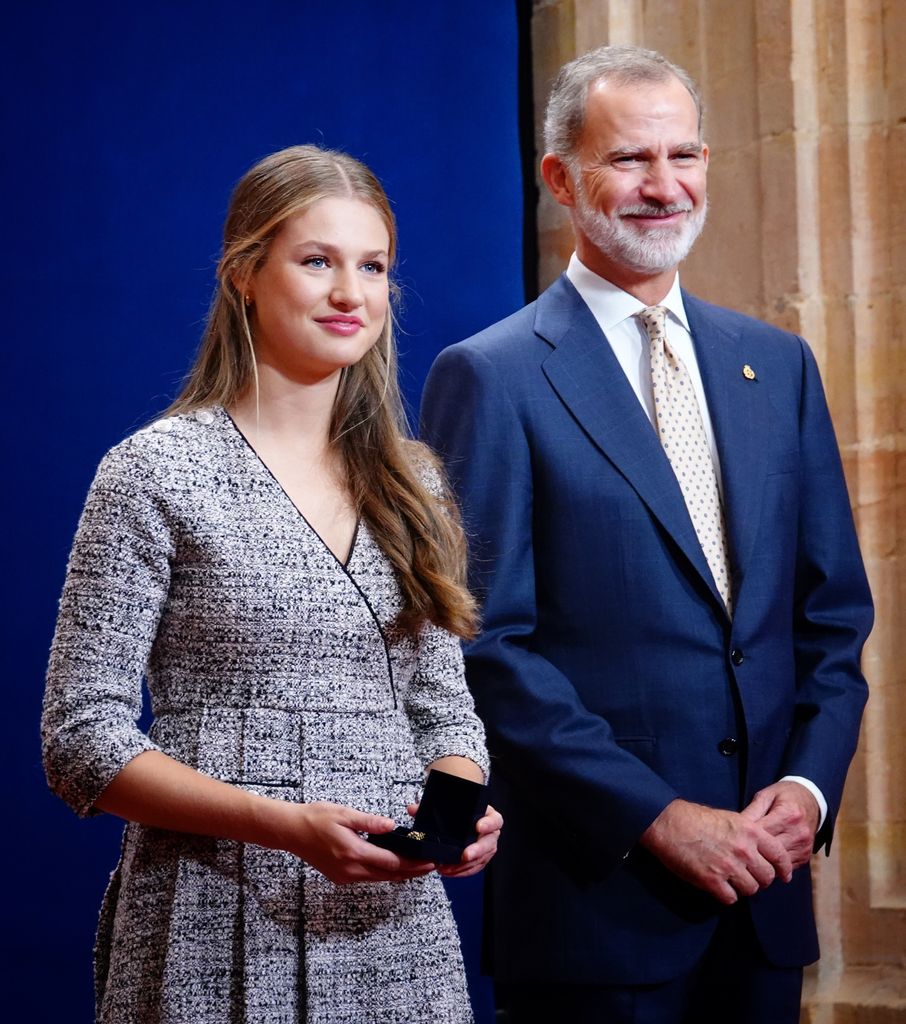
[
  {"xmin": 684, "ymin": 293, "xmax": 770, "ymax": 603},
  {"xmin": 536, "ymin": 277, "xmax": 727, "ymax": 614}
]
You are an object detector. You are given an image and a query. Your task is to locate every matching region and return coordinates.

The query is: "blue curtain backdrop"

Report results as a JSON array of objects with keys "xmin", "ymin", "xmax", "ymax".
[{"xmin": 3, "ymin": 3, "xmax": 524, "ymax": 1020}]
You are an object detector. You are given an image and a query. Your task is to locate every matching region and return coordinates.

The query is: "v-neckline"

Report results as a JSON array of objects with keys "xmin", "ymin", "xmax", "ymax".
[{"xmin": 219, "ymin": 406, "xmax": 362, "ymax": 570}]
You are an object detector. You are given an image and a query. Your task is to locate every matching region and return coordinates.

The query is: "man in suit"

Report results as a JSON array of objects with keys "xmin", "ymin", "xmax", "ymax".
[{"xmin": 420, "ymin": 45, "xmax": 872, "ymax": 1023}]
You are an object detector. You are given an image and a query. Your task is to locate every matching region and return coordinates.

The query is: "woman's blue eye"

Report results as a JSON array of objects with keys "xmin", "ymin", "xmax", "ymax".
[
  {"xmin": 361, "ymin": 261, "xmax": 385, "ymax": 274},
  {"xmin": 303, "ymin": 256, "xmax": 328, "ymax": 268}
]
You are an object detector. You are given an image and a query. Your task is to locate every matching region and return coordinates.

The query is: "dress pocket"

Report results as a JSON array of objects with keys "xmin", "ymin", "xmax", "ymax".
[
  {"xmin": 302, "ymin": 756, "xmax": 392, "ymax": 816},
  {"xmin": 154, "ymin": 706, "xmax": 304, "ymax": 787}
]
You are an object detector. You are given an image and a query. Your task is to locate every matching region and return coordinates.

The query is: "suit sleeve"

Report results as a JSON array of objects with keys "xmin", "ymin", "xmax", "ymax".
[
  {"xmin": 783, "ymin": 338, "xmax": 872, "ymax": 850},
  {"xmin": 421, "ymin": 342, "xmax": 678, "ymax": 870}
]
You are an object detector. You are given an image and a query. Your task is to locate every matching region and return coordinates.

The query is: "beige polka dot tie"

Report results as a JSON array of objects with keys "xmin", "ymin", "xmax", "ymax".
[{"xmin": 637, "ymin": 305, "xmax": 733, "ymax": 615}]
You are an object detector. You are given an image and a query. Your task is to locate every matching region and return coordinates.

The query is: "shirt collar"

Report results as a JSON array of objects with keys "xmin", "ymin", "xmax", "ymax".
[{"xmin": 566, "ymin": 252, "xmax": 690, "ymax": 332}]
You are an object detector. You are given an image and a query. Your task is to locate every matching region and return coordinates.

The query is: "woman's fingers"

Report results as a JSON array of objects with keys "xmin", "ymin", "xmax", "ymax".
[
  {"xmin": 289, "ymin": 802, "xmax": 436, "ymax": 884},
  {"xmin": 475, "ymin": 804, "xmax": 504, "ymax": 834},
  {"xmin": 438, "ymin": 805, "xmax": 503, "ymax": 878}
]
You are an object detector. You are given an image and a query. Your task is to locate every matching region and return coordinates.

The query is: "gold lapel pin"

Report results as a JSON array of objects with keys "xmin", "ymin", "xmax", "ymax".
[{"xmin": 742, "ymin": 364, "xmax": 756, "ymax": 380}]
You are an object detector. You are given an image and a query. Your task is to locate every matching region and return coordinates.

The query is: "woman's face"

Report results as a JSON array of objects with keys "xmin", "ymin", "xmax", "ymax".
[{"xmin": 247, "ymin": 196, "xmax": 391, "ymax": 384}]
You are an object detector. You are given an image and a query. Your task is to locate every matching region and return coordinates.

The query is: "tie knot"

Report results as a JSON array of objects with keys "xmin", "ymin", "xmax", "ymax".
[{"xmin": 637, "ymin": 305, "xmax": 668, "ymax": 341}]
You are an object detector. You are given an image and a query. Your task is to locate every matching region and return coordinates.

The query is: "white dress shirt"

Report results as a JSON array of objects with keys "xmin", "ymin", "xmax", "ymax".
[
  {"xmin": 566, "ymin": 252, "xmax": 723, "ymax": 490},
  {"xmin": 564, "ymin": 253, "xmax": 827, "ymax": 831}
]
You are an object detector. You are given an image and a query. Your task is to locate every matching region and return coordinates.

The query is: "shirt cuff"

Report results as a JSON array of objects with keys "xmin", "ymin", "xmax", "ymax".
[{"xmin": 780, "ymin": 775, "xmax": 827, "ymax": 831}]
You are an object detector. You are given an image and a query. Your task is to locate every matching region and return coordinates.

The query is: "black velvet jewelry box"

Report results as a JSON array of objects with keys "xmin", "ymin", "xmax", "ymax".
[{"xmin": 368, "ymin": 768, "xmax": 487, "ymax": 864}]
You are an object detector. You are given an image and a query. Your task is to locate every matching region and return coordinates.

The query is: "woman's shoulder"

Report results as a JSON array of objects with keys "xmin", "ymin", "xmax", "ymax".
[
  {"xmin": 95, "ymin": 406, "xmax": 229, "ymax": 492},
  {"xmin": 402, "ymin": 439, "xmax": 446, "ymax": 498}
]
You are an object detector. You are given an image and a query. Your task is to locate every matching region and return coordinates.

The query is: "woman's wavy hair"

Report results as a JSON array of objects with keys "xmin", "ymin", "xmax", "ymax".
[{"xmin": 168, "ymin": 144, "xmax": 477, "ymax": 640}]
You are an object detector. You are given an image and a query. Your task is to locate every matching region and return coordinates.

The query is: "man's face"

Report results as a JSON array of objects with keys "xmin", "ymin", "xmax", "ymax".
[{"xmin": 569, "ymin": 75, "xmax": 708, "ymax": 281}]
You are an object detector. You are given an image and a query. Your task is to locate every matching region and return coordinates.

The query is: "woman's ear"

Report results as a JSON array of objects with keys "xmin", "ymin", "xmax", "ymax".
[
  {"xmin": 228, "ymin": 269, "xmax": 244, "ymax": 298},
  {"xmin": 228, "ymin": 265, "xmax": 254, "ymax": 308}
]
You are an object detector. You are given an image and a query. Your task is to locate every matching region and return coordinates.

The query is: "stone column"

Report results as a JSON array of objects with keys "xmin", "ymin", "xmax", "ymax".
[{"xmin": 530, "ymin": 1, "xmax": 905, "ymax": 1019}]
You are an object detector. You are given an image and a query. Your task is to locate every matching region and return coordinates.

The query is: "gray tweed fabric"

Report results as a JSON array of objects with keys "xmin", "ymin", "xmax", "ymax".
[{"xmin": 43, "ymin": 405, "xmax": 488, "ymax": 1024}]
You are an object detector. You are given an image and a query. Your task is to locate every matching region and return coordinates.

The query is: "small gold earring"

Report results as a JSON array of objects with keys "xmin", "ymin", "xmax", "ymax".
[{"xmin": 244, "ymin": 294, "xmax": 252, "ymax": 306}]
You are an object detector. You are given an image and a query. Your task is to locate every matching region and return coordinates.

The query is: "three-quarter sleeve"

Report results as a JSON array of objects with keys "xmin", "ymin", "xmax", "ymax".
[
  {"xmin": 42, "ymin": 440, "xmax": 174, "ymax": 816},
  {"xmin": 398, "ymin": 447, "xmax": 489, "ymax": 779},
  {"xmin": 404, "ymin": 622, "xmax": 489, "ymax": 781}
]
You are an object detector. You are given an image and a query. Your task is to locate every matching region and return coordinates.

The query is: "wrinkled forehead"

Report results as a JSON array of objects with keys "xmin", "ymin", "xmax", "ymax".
[{"xmin": 579, "ymin": 75, "xmax": 702, "ymax": 151}]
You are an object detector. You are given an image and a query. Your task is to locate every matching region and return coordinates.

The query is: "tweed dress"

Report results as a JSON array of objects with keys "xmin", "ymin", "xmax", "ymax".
[{"xmin": 42, "ymin": 406, "xmax": 489, "ymax": 1024}]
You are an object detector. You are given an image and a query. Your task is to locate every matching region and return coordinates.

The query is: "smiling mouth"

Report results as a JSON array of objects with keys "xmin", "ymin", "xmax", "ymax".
[
  {"xmin": 620, "ymin": 204, "xmax": 692, "ymax": 221},
  {"xmin": 315, "ymin": 315, "xmax": 364, "ymax": 326},
  {"xmin": 314, "ymin": 315, "xmax": 366, "ymax": 336}
]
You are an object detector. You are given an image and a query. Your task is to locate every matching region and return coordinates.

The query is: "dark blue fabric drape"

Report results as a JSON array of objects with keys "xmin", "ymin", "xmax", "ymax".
[{"xmin": 2, "ymin": 4, "xmax": 523, "ymax": 1021}]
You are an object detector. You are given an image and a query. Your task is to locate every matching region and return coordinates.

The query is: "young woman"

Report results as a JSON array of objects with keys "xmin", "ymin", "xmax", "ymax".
[{"xmin": 42, "ymin": 145, "xmax": 500, "ymax": 1024}]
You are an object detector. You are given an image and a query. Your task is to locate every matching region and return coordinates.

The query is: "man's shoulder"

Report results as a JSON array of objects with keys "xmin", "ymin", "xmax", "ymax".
[
  {"xmin": 436, "ymin": 275, "xmax": 578, "ymax": 369},
  {"xmin": 441, "ymin": 299, "xmax": 541, "ymax": 365}
]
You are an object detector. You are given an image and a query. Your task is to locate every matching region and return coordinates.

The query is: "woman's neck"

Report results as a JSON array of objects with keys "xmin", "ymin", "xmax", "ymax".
[{"xmin": 228, "ymin": 364, "xmax": 341, "ymax": 455}]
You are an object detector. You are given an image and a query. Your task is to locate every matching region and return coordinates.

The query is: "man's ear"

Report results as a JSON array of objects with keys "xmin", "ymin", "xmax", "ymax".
[{"xmin": 540, "ymin": 153, "xmax": 577, "ymax": 208}]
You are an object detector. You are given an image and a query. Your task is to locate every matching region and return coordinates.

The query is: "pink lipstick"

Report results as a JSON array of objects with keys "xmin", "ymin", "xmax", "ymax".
[{"xmin": 315, "ymin": 314, "xmax": 364, "ymax": 335}]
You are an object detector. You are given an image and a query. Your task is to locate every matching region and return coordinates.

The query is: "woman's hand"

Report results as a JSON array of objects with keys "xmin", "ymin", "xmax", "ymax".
[
  {"xmin": 440, "ymin": 803, "xmax": 503, "ymax": 877},
  {"xmin": 96, "ymin": 754, "xmax": 436, "ymax": 886},
  {"xmin": 404, "ymin": 801, "xmax": 504, "ymax": 878},
  {"xmin": 276, "ymin": 801, "xmax": 437, "ymax": 885}
]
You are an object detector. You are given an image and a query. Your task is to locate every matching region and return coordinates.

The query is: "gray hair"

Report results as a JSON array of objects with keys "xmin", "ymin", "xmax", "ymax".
[{"xmin": 543, "ymin": 44, "xmax": 703, "ymax": 162}]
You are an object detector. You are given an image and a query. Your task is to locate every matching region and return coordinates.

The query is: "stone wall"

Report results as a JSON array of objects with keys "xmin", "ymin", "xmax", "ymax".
[{"xmin": 529, "ymin": 1, "xmax": 905, "ymax": 1019}]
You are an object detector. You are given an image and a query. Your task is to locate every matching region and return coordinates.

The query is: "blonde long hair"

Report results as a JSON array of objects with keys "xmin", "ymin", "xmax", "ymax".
[{"xmin": 169, "ymin": 145, "xmax": 477, "ymax": 640}]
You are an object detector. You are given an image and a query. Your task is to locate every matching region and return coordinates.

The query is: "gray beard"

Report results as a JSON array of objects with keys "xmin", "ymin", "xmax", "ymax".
[{"xmin": 573, "ymin": 184, "xmax": 708, "ymax": 275}]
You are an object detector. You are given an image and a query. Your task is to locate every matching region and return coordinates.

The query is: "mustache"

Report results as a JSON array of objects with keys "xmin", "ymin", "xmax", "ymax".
[{"xmin": 617, "ymin": 203, "xmax": 694, "ymax": 217}]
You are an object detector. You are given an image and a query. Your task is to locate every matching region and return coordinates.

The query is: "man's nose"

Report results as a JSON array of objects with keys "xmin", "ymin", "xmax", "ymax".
[{"xmin": 640, "ymin": 159, "xmax": 684, "ymax": 205}]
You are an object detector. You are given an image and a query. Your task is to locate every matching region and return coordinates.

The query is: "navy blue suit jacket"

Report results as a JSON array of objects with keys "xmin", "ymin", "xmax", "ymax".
[{"xmin": 420, "ymin": 275, "xmax": 872, "ymax": 985}]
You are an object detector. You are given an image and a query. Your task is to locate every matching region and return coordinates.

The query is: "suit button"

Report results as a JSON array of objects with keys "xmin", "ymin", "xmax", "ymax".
[
  {"xmin": 730, "ymin": 648, "xmax": 745, "ymax": 666},
  {"xmin": 718, "ymin": 738, "xmax": 739, "ymax": 756}
]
